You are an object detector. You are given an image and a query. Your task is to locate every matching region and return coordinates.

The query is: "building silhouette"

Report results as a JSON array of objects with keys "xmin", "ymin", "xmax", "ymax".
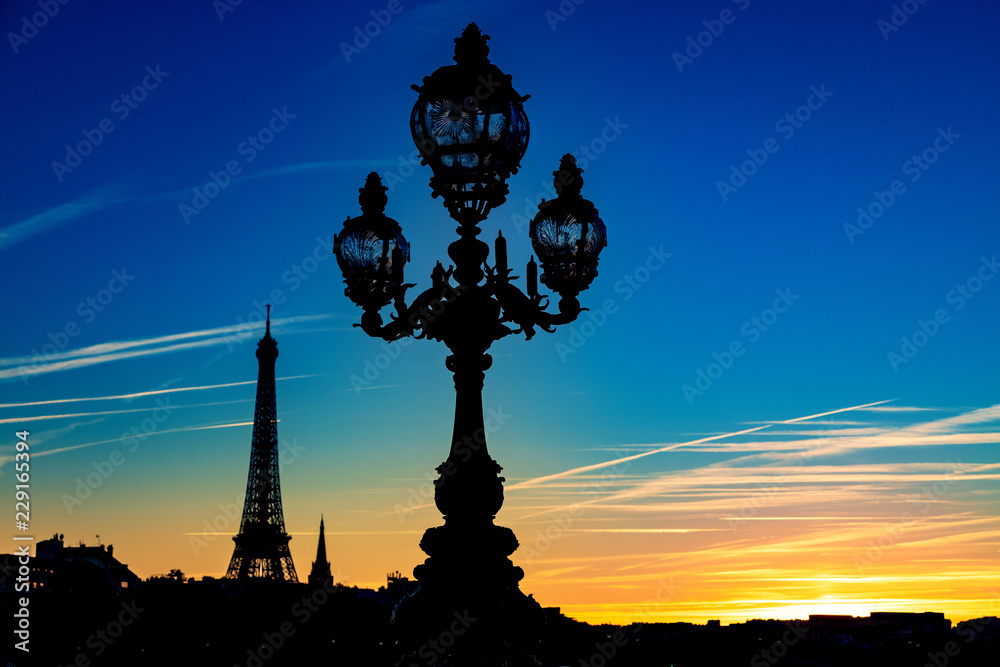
[
  {"xmin": 0, "ymin": 533, "xmax": 140, "ymax": 595},
  {"xmin": 308, "ymin": 515, "xmax": 333, "ymax": 586},
  {"xmin": 225, "ymin": 306, "xmax": 298, "ymax": 583}
]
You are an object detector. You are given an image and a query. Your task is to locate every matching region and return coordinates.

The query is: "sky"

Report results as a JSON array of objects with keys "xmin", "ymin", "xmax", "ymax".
[{"xmin": 2, "ymin": 0, "xmax": 999, "ymax": 625}]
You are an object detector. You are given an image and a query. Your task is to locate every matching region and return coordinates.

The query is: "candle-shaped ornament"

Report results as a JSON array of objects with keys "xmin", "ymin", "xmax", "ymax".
[
  {"xmin": 495, "ymin": 230, "xmax": 508, "ymax": 276},
  {"xmin": 527, "ymin": 255, "xmax": 538, "ymax": 298}
]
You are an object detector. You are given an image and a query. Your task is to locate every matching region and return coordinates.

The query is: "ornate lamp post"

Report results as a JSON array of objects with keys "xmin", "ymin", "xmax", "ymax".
[{"xmin": 334, "ymin": 24, "xmax": 607, "ymax": 666}]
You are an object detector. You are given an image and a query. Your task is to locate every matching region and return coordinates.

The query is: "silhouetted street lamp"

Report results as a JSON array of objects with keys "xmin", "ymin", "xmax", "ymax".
[{"xmin": 334, "ymin": 23, "xmax": 607, "ymax": 666}]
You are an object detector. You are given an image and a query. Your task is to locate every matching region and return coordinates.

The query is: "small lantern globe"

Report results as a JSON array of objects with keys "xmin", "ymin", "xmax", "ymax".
[
  {"xmin": 529, "ymin": 155, "xmax": 608, "ymax": 297},
  {"xmin": 333, "ymin": 173, "xmax": 410, "ymax": 312},
  {"xmin": 409, "ymin": 23, "xmax": 530, "ymax": 222}
]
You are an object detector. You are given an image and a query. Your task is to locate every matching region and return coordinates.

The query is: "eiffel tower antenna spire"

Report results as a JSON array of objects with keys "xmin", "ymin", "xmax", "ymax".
[{"xmin": 225, "ymin": 304, "xmax": 298, "ymax": 584}]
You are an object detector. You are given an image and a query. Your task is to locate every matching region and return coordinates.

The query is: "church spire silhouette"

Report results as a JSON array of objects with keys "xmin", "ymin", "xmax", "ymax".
[
  {"xmin": 308, "ymin": 515, "xmax": 333, "ymax": 586},
  {"xmin": 225, "ymin": 304, "xmax": 298, "ymax": 583}
]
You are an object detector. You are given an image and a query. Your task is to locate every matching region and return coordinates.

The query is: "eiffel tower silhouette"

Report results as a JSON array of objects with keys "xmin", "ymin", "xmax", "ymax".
[{"xmin": 226, "ymin": 305, "xmax": 298, "ymax": 583}]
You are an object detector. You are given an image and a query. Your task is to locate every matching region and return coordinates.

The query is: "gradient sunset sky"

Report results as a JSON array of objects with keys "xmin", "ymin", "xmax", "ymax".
[{"xmin": 2, "ymin": 0, "xmax": 999, "ymax": 625}]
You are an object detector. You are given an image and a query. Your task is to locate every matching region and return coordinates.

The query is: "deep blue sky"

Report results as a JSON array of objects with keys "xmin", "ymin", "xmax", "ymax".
[{"xmin": 2, "ymin": 0, "xmax": 999, "ymax": 621}]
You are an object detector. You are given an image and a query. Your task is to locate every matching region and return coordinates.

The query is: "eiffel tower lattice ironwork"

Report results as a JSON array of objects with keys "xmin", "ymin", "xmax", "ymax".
[{"xmin": 226, "ymin": 305, "xmax": 298, "ymax": 583}]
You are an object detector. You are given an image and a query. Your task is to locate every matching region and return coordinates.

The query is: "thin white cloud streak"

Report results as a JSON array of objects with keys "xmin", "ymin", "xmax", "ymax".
[
  {"xmin": 563, "ymin": 528, "xmax": 723, "ymax": 534},
  {"xmin": 1, "ymin": 163, "xmax": 395, "ymax": 248},
  {"xmin": 389, "ymin": 400, "xmax": 898, "ymax": 519},
  {"xmin": 739, "ymin": 420, "xmax": 871, "ymax": 427},
  {"xmin": 509, "ymin": 403, "xmax": 1000, "ymax": 523},
  {"xmin": 776, "ymin": 400, "xmax": 895, "ymax": 423},
  {"xmin": 1, "ymin": 315, "xmax": 331, "ymax": 367},
  {"xmin": 504, "ymin": 426, "xmax": 768, "ymax": 493},
  {"xmin": 671, "ymin": 432, "xmax": 1000, "ymax": 456},
  {"xmin": 0, "ymin": 185, "xmax": 128, "ymax": 250},
  {"xmin": 520, "ymin": 518, "xmax": 995, "ymax": 586},
  {"xmin": 150, "ymin": 160, "xmax": 400, "ymax": 204},
  {"xmin": 186, "ymin": 421, "xmax": 256, "ymax": 430},
  {"xmin": 27, "ymin": 417, "xmax": 106, "ymax": 446},
  {"xmin": 183, "ymin": 530, "xmax": 424, "ymax": 536},
  {"xmin": 236, "ymin": 160, "xmax": 398, "ymax": 183},
  {"xmin": 551, "ymin": 453, "xmax": 997, "ymax": 514},
  {"xmin": 0, "ymin": 315, "xmax": 333, "ymax": 382},
  {"xmin": 0, "ymin": 418, "xmax": 264, "ymax": 465},
  {"xmin": 508, "ymin": 399, "xmax": 894, "ymax": 493},
  {"xmin": 1, "ymin": 335, "xmax": 247, "ymax": 381},
  {"xmin": 0, "ymin": 399, "xmax": 250, "ymax": 425},
  {"xmin": 0, "ymin": 374, "xmax": 324, "ymax": 410}
]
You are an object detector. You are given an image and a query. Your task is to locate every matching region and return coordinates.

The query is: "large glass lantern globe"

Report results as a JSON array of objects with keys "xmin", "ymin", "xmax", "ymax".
[
  {"xmin": 530, "ymin": 155, "xmax": 607, "ymax": 297},
  {"xmin": 334, "ymin": 173, "xmax": 410, "ymax": 312},
  {"xmin": 410, "ymin": 23, "xmax": 529, "ymax": 223}
]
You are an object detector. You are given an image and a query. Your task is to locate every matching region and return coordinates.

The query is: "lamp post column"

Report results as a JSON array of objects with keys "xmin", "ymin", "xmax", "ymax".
[{"xmin": 335, "ymin": 24, "xmax": 609, "ymax": 667}]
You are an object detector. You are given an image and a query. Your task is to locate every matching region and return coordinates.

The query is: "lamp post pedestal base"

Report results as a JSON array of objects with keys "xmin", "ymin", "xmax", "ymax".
[{"xmin": 392, "ymin": 518, "xmax": 544, "ymax": 666}]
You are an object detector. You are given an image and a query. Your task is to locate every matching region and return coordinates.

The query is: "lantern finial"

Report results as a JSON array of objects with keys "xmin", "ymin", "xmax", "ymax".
[
  {"xmin": 454, "ymin": 23, "xmax": 490, "ymax": 67},
  {"xmin": 359, "ymin": 172, "xmax": 388, "ymax": 215},
  {"xmin": 554, "ymin": 154, "xmax": 583, "ymax": 197}
]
